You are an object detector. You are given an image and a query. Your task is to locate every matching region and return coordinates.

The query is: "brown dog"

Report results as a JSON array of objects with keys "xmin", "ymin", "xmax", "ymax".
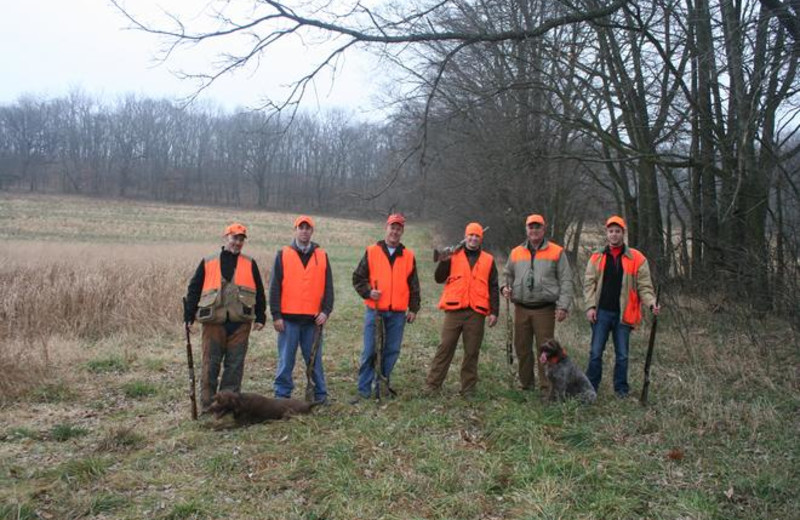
[{"xmin": 208, "ymin": 391, "xmax": 317, "ymax": 425}]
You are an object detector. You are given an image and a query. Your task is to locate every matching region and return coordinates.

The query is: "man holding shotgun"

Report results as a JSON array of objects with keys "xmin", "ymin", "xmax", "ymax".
[
  {"xmin": 269, "ymin": 215, "xmax": 334, "ymax": 404},
  {"xmin": 351, "ymin": 214, "xmax": 421, "ymax": 402},
  {"xmin": 584, "ymin": 216, "xmax": 659, "ymax": 398},
  {"xmin": 184, "ymin": 222, "xmax": 266, "ymax": 413},
  {"xmin": 424, "ymin": 223, "xmax": 499, "ymax": 396}
]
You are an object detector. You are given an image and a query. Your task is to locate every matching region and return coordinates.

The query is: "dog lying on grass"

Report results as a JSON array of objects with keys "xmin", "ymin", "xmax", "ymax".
[
  {"xmin": 539, "ymin": 339, "xmax": 597, "ymax": 404},
  {"xmin": 208, "ymin": 391, "xmax": 318, "ymax": 425}
]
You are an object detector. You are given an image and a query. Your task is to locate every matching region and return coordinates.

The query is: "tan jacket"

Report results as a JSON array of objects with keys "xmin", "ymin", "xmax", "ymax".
[
  {"xmin": 584, "ymin": 246, "xmax": 656, "ymax": 328},
  {"xmin": 502, "ymin": 239, "xmax": 573, "ymax": 310}
]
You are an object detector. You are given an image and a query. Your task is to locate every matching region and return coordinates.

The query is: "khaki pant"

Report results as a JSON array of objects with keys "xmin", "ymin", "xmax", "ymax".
[
  {"xmin": 425, "ymin": 309, "xmax": 486, "ymax": 394},
  {"xmin": 200, "ymin": 322, "xmax": 251, "ymax": 410},
  {"xmin": 513, "ymin": 304, "xmax": 555, "ymax": 390}
]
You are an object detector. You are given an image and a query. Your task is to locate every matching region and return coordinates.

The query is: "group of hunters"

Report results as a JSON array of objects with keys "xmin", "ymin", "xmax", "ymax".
[{"xmin": 183, "ymin": 213, "xmax": 660, "ymax": 412}]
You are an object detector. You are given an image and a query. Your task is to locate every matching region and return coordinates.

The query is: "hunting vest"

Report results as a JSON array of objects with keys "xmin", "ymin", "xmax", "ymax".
[
  {"xmin": 364, "ymin": 243, "xmax": 415, "ymax": 311},
  {"xmin": 438, "ymin": 249, "xmax": 493, "ymax": 315},
  {"xmin": 280, "ymin": 246, "xmax": 327, "ymax": 315},
  {"xmin": 196, "ymin": 253, "xmax": 257, "ymax": 324}
]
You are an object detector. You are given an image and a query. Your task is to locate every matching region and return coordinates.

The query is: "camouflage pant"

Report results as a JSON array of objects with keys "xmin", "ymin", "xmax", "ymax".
[{"xmin": 200, "ymin": 322, "xmax": 251, "ymax": 410}]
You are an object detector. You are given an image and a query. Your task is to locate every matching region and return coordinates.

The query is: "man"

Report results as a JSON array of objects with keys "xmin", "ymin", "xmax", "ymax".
[
  {"xmin": 502, "ymin": 214, "xmax": 573, "ymax": 392},
  {"xmin": 269, "ymin": 215, "xmax": 334, "ymax": 403},
  {"xmin": 425, "ymin": 223, "xmax": 499, "ymax": 396},
  {"xmin": 351, "ymin": 213, "xmax": 421, "ymax": 401},
  {"xmin": 584, "ymin": 215, "xmax": 660, "ymax": 398},
  {"xmin": 184, "ymin": 222, "xmax": 266, "ymax": 412}
]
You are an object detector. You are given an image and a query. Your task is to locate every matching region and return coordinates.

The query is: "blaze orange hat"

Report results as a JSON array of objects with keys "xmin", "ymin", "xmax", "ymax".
[
  {"xmin": 465, "ymin": 222, "xmax": 484, "ymax": 238},
  {"xmin": 294, "ymin": 215, "xmax": 314, "ymax": 228},
  {"xmin": 387, "ymin": 214, "xmax": 406, "ymax": 226},
  {"xmin": 224, "ymin": 222, "xmax": 248, "ymax": 237},
  {"xmin": 605, "ymin": 215, "xmax": 626, "ymax": 230},
  {"xmin": 526, "ymin": 214, "xmax": 546, "ymax": 226}
]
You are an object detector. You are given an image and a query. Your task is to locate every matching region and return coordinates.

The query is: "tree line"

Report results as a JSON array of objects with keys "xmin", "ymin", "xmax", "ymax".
[{"xmin": 2, "ymin": 0, "xmax": 800, "ymax": 322}]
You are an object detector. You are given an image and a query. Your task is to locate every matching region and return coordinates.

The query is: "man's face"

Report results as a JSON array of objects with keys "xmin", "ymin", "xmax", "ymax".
[
  {"xmin": 526, "ymin": 223, "xmax": 545, "ymax": 244},
  {"xmin": 295, "ymin": 222, "xmax": 313, "ymax": 244},
  {"xmin": 385, "ymin": 223, "xmax": 404, "ymax": 246},
  {"xmin": 606, "ymin": 225, "xmax": 625, "ymax": 246},
  {"xmin": 224, "ymin": 233, "xmax": 246, "ymax": 254},
  {"xmin": 465, "ymin": 233, "xmax": 482, "ymax": 250}
]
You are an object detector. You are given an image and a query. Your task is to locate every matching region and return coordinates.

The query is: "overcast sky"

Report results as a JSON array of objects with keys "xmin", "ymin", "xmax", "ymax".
[{"xmin": 1, "ymin": 0, "xmax": 385, "ymax": 115}]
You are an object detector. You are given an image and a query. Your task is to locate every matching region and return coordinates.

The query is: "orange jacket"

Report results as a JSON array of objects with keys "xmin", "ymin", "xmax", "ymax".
[
  {"xmin": 364, "ymin": 244, "xmax": 415, "ymax": 311},
  {"xmin": 279, "ymin": 246, "xmax": 327, "ymax": 315},
  {"xmin": 584, "ymin": 246, "xmax": 656, "ymax": 328},
  {"xmin": 438, "ymin": 249, "xmax": 493, "ymax": 315}
]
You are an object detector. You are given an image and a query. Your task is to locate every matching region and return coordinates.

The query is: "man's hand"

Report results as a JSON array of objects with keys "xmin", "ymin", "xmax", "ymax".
[
  {"xmin": 369, "ymin": 289, "xmax": 382, "ymax": 301},
  {"xmin": 406, "ymin": 311, "xmax": 417, "ymax": 324},
  {"xmin": 273, "ymin": 319, "xmax": 285, "ymax": 333},
  {"xmin": 487, "ymin": 314, "xmax": 498, "ymax": 327},
  {"xmin": 501, "ymin": 286, "xmax": 512, "ymax": 300},
  {"xmin": 185, "ymin": 322, "xmax": 195, "ymax": 334},
  {"xmin": 555, "ymin": 309, "xmax": 568, "ymax": 322},
  {"xmin": 252, "ymin": 322, "xmax": 264, "ymax": 332},
  {"xmin": 315, "ymin": 312, "xmax": 328, "ymax": 326},
  {"xmin": 586, "ymin": 308, "xmax": 597, "ymax": 324},
  {"xmin": 651, "ymin": 304, "xmax": 661, "ymax": 316}
]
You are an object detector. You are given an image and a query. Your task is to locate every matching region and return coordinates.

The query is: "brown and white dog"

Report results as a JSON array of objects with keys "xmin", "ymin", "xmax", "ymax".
[
  {"xmin": 208, "ymin": 391, "xmax": 318, "ymax": 425},
  {"xmin": 539, "ymin": 339, "xmax": 597, "ymax": 404}
]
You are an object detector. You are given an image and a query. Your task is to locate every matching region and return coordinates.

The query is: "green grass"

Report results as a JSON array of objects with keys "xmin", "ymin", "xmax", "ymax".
[
  {"xmin": 1, "ymin": 193, "xmax": 798, "ymax": 520},
  {"xmin": 50, "ymin": 423, "xmax": 89, "ymax": 442}
]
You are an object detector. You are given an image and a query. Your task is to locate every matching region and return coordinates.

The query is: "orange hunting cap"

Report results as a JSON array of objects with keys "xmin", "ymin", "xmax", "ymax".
[
  {"xmin": 465, "ymin": 222, "xmax": 484, "ymax": 238},
  {"xmin": 386, "ymin": 213, "xmax": 406, "ymax": 226},
  {"xmin": 294, "ymin": 215, "xmax": 314, "ymax": 228},
  {"xmin": 526, "ymin": 214, "xmax": 546, "ymax": 226},
  {"xmin": 605, "ymin": 215, "xmax": 627, "ymax": 230},
  {"xmin": 224, "ymin": 222, "xmax": 248, "ymax": 237}
]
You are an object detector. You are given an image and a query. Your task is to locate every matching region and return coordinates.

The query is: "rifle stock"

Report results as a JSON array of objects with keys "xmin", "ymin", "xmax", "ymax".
[{"xmin": 505, "ymin": 296, "xmax": 514, "ymax": 387}]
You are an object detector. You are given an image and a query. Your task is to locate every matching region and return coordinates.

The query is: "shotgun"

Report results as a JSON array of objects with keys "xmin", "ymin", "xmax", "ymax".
[
  {"xmin": 433, "ymin": 226, "xmax": 490, "ymax": 261},
  {"xmin": 639, "ymin": 287, "xmax": 660, "ymax": 406},
  {"xmin": 183, "ymin": 298, "xmax": 198, "ymax": 420},
  {"xmin": 305, "ymin": 324, "xmax": 324, "ymax": 403}
]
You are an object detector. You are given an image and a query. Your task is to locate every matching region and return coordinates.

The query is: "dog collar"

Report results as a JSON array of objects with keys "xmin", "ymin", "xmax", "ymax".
[{"xmin": 547, "ymin": 347, "xmax": 566, "ymax": 364}]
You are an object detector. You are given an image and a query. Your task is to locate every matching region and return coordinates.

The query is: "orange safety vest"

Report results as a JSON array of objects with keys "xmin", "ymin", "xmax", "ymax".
[
  {"xmin": 280, "ymin": 246, "xmax": 327, "ymax": 315},
  {"xmin": 197, "ymin": 253, "xmax": 257, "ymax": 323},
  {"xmin": 509, "ymin": 241, "xmax": 564, "ymax": 263},
  {"xmin": 364, "ymin": 244, "xmax": 415, "ymax": 311},
  {"xmin": 589, "ymin": 247, "xmax": 647, "ymax": 327},
  {"xmin": 438, "ymin": 249, "xmax": 493, "ymax": 315}
]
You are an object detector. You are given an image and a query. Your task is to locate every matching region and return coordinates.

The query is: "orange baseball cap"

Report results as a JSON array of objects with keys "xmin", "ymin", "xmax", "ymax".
[
  {"xmin": 605, "ymin": 215, "xmax": 626, "ymax": 230},
  {"xmin": 294, "ymin": 215, "xmax": 314, "ymax": 228},
  {"xmin": 465, "ymin": 222, "xmax": 484, "ymax": 238},
  {"xmin": 526, "ymin": 214, "xmax": 546, "ymax": 226},
  {"xmin": 224, "ymin": 222, "xmax": 248, "ymax": 237},
  {"xmin": 387, "ymin": 214, "xmax": 406, "ymax": 226}
]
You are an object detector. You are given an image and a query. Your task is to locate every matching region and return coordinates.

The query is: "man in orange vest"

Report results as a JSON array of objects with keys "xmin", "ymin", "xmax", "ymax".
[
  {"xmin": 584, "ymin": 215, "xmax": 659, "ymax": 398},
  {"xmin": 269, "ymin": 215, "xmax": 334, "ymax": 403},
  {"xmin": 425, "ymin": 223, "xmax": 499, "ymax": 396},
  {"xmin": 351, "ymin": 213, "xmax": 421, "ymax": 401},
  {"xmin": 502, "ymin": 214, "xmax": 574, "ymax": 393},
  {"xmin": 184, "ymin": 222, "xmax": 266, "ymax": 412}
]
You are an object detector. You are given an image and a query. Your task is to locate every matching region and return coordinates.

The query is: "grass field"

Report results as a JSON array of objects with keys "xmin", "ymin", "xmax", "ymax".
[{"xmin": 0, "ymin": 193, "xmax": 797, "ymax": 520}]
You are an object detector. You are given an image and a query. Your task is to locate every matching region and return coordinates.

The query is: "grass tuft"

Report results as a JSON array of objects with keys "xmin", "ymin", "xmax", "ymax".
[
  {"xmin": 57, "ymin": 456, "xmax": 111, "ymax": 485},
  {"xmin": 97, "ymin": 426, "xmax": 146, "ymax": 451},
  {"xmin": 122, "ymin": 380, "xmax": 159, "ymax": 398},
  {"xmin": 161, "ymin": 500, "xmax": 207, "ymax": 520},
  {"xmin": 50, "ymin": 423, "xmax": 89, "ymax": 442},
  {"xmin": 0, "ymin": 502, "xmax": 38, "ymax": 520},
  {"xmin": 85, "ymin": 355, "xmax": 129, "ymax": 373}
]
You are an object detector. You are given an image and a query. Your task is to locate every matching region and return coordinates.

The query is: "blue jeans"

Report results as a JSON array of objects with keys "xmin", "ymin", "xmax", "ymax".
[
  {"xmin": 586, "ymin": 309, "xmax": 632, "ymax": 395},
  {"xmin": 357, "ymin": 308, "xmax": 406, "ymax": 398},
  {"xmin": 274, "ymin": 320, "xmax": 327, "ymax": 401}
]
